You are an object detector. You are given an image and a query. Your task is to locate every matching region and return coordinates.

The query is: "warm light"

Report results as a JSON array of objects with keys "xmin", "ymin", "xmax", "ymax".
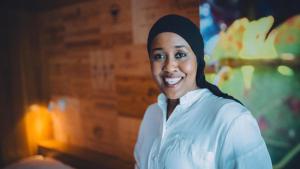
[
  {"xmin": 25, "ymin": 104, "xmax": 53, "ymax": 154},
  {"xmin": 277, "ymin": 65, "xmax": 294, "ymax": 76},
  {"xmin": 241, "ymin": 65, "xmax": 255, "ymax": 90},
  {"xmin": 48, "ymin": 97, "xmax": 81, "ymax": 144}
]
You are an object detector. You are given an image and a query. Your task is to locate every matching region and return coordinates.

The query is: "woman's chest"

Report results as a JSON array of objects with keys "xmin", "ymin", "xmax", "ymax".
[{"xmin": 148, "ymin": 130, "xmax": 218, "ymax": 169}]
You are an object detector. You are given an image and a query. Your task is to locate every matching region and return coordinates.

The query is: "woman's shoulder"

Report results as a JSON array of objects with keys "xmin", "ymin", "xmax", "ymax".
[
  {"xmin": 146, "ymin": 103, "xmax": 160, "ymax": 112},
  {"xmin": 138, "ymin": 103, "xmax": 163, "ymax": 133},
  {"xmin": 213, "ymin": 100, "xmax": 263, "ymax": 144},
  {"xmin": 196, "ymin": 91, "xmax": 248, "ymax": 121},
  {"xmin": 216, "ymin": 102, "xmax": 272, "ymax": 168},
  {"xmin": 218, "ymin": 100, "xmax": 249, "ymax": 117},
  {"xmin": 142, "ymin": 103, "xmax": 161, "ymax": 120},
  {"xmin": 201, "ymin": 92, "xmax": 253, "ymax": 128}
]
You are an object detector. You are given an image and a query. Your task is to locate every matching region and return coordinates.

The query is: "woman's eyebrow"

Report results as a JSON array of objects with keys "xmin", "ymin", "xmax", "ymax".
[
  {"xmin": 152, "ymin": 45, "xmax": 186, "ymax": 51},
  {"xmin": 174, "ymin": 45, "xmax": 186, "ymax": 48},
  {"xmin": 152, "ymin": 47, "xmax": 163, "ymax": 51}
]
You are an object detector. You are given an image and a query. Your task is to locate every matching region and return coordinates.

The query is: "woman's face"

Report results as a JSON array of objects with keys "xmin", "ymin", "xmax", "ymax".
[{"xmin": 150, "ymin": 32, "xmax": 198, "ymax": 100}]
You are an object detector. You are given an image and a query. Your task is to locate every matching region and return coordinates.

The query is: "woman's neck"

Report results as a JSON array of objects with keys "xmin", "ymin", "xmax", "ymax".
[{"xmin": 167, "ymin": 99, "xmax": 179, "ymax": 120}]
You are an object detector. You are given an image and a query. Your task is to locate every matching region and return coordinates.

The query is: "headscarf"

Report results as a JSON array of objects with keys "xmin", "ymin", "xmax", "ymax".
[{"xmin": 147, "ymin": 14, "xmax": 242, "ymax": 104}]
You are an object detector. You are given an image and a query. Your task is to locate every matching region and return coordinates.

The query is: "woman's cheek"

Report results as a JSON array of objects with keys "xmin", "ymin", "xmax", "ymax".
[
  {"xmin": 151, "ymin": 63, "xmax": 163, "ymax": 86},
  {"xmin": 180, "ymin": 61, "xmax": 196, "ymax": 75}
]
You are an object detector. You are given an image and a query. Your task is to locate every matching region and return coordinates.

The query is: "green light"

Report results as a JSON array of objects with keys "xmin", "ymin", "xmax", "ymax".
[{"xmin": 277, "ymin": 65, "xmax": 294, "ymax": 76}]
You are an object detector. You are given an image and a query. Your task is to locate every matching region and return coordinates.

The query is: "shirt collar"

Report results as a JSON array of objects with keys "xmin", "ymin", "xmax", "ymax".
[{"xmin": 157, "ymin": 88, "xmax": 209, "ymax": 113}]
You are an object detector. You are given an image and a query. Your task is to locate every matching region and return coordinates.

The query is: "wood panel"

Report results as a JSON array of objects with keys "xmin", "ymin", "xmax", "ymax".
[
  {"xmin": 116, "ymin": 75, "xmax": 159, "ymax": 118},
  {"xmin": 114, "ymin": 44, "xmax": 152, "ymax": 77},
  {"xmin": 132, "ymin": 0, "xmax": 200, "ymax": 44},
  {"xmin": 114, "ymin": 44, "xmax": 159, "ymax": 117},
  {"xmin": 80, "ymin": 96, "xmax": 118, "ymax": 155},
  {"xmin": 117, "ymin": 116, "xmax": 141, "ymax": 161},
  {"xmin": 89, "ymin": 49, "xmax": 116, "ymax": 91}
]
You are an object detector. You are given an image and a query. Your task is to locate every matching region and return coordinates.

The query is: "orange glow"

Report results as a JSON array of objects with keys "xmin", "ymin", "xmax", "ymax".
[
  {"xmin": 48, "ymin": 97, "xmax": 82, "ymax": 144},
  {"xmin": 25, "ymin": 104, "xmax": 53, "ymax": 154}
]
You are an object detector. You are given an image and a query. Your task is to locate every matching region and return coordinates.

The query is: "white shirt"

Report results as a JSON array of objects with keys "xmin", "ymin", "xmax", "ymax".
[{"xmin": 134, "ymin": 88, "xmax": 272, "ymax": 169}]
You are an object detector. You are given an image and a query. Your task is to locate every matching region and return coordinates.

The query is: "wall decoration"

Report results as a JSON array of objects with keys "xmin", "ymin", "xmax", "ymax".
[{"xmin": 89, "ymin": 50, "xmax": 115, "ymax": 92}]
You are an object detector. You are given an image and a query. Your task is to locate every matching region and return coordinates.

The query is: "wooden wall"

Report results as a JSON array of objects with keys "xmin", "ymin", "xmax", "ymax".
[
  {"xmin": 0, "ymin": 0, "xmax": 200, "ymax": 165},
  {"xmin": 38, "ymin": 0, "xmax": 200, "ymax": 162}
]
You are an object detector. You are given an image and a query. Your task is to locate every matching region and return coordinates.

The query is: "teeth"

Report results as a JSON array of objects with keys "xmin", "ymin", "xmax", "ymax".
[{"xmin": 165, "ymin": 77, "xmax": 182, "ymax": 85}]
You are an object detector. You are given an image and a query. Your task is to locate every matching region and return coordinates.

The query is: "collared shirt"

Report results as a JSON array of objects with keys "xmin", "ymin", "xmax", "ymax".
[{"xmin": 134, "ymin": 88, "xmax": 272, "ymax": 169}]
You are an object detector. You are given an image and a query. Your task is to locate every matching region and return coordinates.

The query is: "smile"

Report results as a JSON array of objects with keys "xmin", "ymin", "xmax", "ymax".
[{"xmin": 163, "ymin": 77, "xmax": 183, "ymax": 86}]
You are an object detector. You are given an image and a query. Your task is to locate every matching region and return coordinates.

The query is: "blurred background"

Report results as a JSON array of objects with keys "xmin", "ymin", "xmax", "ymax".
[{"xmin": 0, "ymin": 0, "xmax": 299, "ymax": 169}]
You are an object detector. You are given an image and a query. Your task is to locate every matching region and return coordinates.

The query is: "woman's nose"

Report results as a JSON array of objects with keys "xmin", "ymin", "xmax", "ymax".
[{"xmin": 162, "ymin": 57, "xmax": 178, "ymax": 72}]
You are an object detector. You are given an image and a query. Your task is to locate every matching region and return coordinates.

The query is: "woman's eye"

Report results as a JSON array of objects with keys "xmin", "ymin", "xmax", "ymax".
[
  {"xmin": 152, "ymin": 54, "xmax": 165, "ymax": 61},
  {"xmin": 175, "ymin": 52, "xmax": 187, "ymax": 59}
]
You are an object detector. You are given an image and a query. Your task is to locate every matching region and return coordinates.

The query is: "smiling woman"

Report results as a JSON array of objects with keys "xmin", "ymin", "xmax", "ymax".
[
  {"xmin": 150, "ymin": 32, "xmax": 199, "ymax": 119},
  {"xmin": 134, "ymin": 14, "xmax": 273, "ymax": 169}
]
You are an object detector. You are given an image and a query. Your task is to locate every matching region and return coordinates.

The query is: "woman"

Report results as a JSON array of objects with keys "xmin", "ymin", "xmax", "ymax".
[{"xmin": 134, "ymin": 14, "xmax": 272, "ymax": 169}]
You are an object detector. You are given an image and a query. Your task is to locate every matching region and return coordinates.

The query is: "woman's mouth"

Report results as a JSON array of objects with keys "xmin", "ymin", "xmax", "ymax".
[{"xmin": 163, "ymin": 77, "xmax": 183, "ymax": 87}]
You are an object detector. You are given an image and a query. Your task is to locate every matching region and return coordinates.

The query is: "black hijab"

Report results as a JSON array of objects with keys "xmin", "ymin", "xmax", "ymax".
[{"xmin": 147, "ymin": 14, "xmax": 242, "ymax": 104}]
